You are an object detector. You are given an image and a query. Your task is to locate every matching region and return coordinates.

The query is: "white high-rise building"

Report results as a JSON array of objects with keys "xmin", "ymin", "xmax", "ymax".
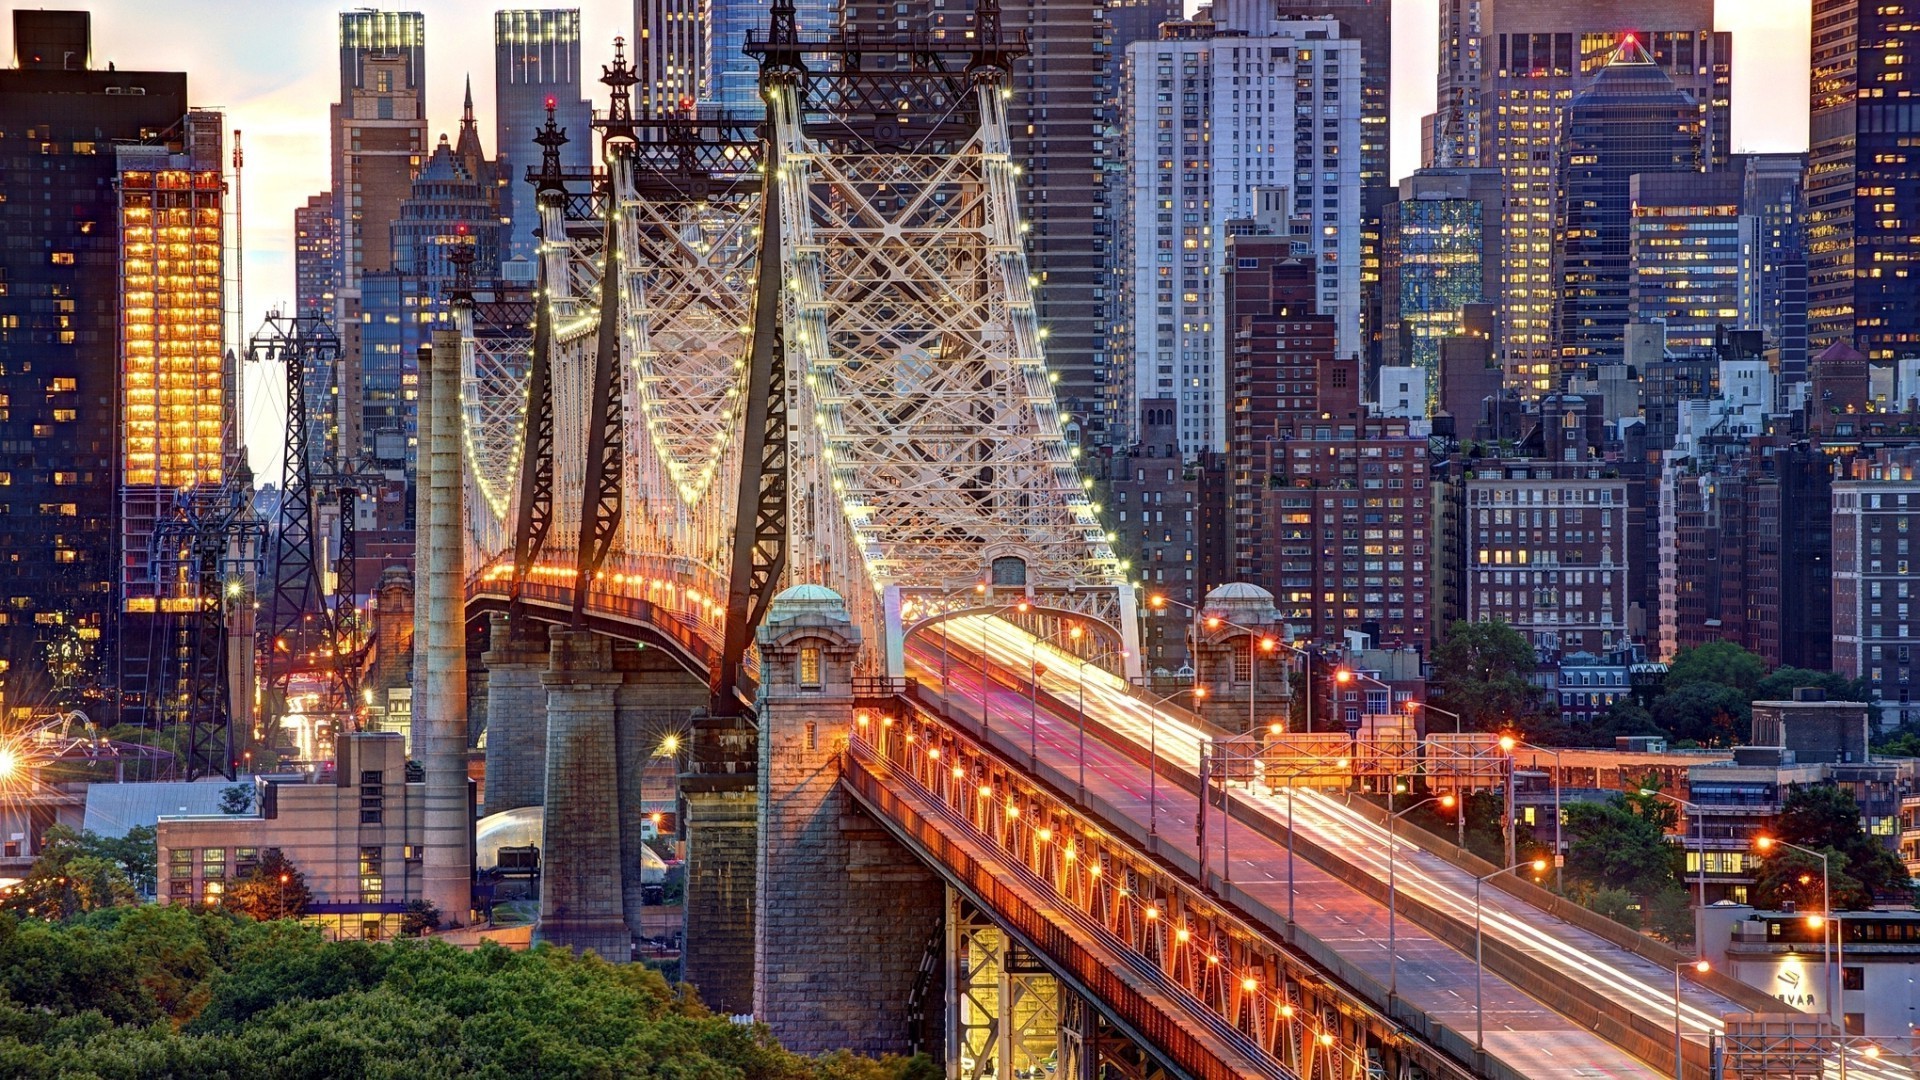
[{"xmin": 1120, "ymin": 11, "xmax": 1362, "ymax": 455}]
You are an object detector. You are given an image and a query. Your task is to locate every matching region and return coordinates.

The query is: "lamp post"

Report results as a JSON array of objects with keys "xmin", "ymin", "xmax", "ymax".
[
  {"xmin": 1271, "ymin": 757, "xmax": 1349, "ymax": 925},
  {"xmin": 1150, "ymin": 593, "xmax": 1304, "ymax": 735},
  {"xmin": 1643, "ymin": 787, "xmax": 1706, "ymax": 910},
  {"xmin": 960, "ymin": 593, "xmax": 1032, "ymax": 745},
  {"xmin": 1510, "ymin": 740, "xmax": 1564, "ymax": 891},
  {"xmin": 639, "ymin": 733, "xmax": 681, "ymax": 886},
  {"xmin": 1675, "ymin": 958, "xmax": 1711, "ymax": 1079},
  {"xmin": 1027, "ymin": 624, "xmax": 1086, "ymax": 771},
  {"xmin": 1386, "ymin": 789, "xmax": 1456, "ymax": 998},
  {"xmin": 1406, "ymin": 700, "xmax": 1470, "ymax": 847},
  {"xmin": 1475, "ymin": 857, "xmax": 1550, "ymax": 1055},
  {"xmin": 1757, "ymin": 836, "xmax": 1834, "ymax": 1038}
]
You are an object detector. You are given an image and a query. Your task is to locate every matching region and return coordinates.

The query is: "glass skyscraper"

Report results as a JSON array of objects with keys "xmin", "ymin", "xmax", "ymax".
[
  {"xmin": 703, "ymin": 0, "xmax": 833, "ymax": 117},
  {"xmin": 496, "ymin": 10, "xmax": 593, "ymax": 274}
]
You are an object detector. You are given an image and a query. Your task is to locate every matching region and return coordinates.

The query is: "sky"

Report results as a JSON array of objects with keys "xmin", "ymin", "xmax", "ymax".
[{"xmin": 1, "ymin": 0, "xmax": 1814, "ymax": 479}]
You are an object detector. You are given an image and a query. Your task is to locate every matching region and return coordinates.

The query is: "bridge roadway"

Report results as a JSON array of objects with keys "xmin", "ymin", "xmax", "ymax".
[
  {"xmin": 905, "ymin": 627, "xmax": 1662, "ymax": 1079},
  {"xmin": 908, "ymin": 617, "xmax": 1917, "ymax": 1080}
]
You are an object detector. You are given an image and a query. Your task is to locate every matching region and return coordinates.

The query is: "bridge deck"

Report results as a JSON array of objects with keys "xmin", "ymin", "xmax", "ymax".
[
  {"xmin": 905, "ymin": 629, "xmax": 1665, "ymax": 1079},
  {"xmin": 917, "ymin": 617, "xmax": 1917, "ymax": 1080}
]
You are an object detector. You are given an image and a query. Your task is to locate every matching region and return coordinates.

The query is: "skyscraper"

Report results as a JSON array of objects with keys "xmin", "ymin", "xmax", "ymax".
[
  {"xmin": 332, "ymin": 13, "xmax": 428, "ymax": 290},
  {"xmin": 496, "ymin": 10, "xmax": 592, "ymax": 277},
  {"xmin": 705, "ymin": 0, "xmax": 833, "ymax": 117},
  {"xmin": 1808, "ymin": 0, "xmax": 1920, "ymax": 360},
  {"xmin": 1740, "ymin": 153, "xmax": 1809, "ymax": 382},
  {"xmin": 0, "ymin": 10, "xmax": 202, "ymax": 710},
  {"xmin": 1214, "ymin": 0, "xmax": 1390, "ymax": 368},
  {"xmin": 1120, "ymin": 12, "xmax": 1362, "ymax": 454},
  {"xmin": 294, "ymin": 193, "xmax": 341, "ymax": 317},
  {"xmin": 1554, "ymin": 43, "xmax": 1703, "ymax": 370},
  {"xmin": 635, "ymin": 0, "xmax": 704, "ymax": 116},
  {"xmin": 1460, "ymin": 0, "xmax": 1728, "ymax": 393},
  {"xmin": 1628, "ymin": 170, "xmax": 1743, "ymax": 357},
  {"xmin": 1381, "ymin": 168, "xmax": 1502, "ymax": 390}
]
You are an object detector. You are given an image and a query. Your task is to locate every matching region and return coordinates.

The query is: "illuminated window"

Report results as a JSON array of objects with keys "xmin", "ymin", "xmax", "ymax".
[
  {"xmin": 49, "ymin": 252, "xmax": 73, "ymax": 266},
  {"xmin": 798, "ymin": 647, "xmax": 822, "ymax": 689}
]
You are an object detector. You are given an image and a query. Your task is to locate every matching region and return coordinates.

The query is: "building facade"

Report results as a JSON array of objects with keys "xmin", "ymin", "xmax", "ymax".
[
  {"xmin": 1381, "ymin": 167, "xmax": 1501, "ymax": 391},
  {"xmin": 1628, "ymin": 170, "xmax": 1742, "ymax": 357},
  {"xmin": 634, "ymin": 0, "xmax": 704, "ymax": 117},
  {"xmin": 1807, "ymin": 0, "xmax": 1920, "ymax": 360},
  {"xmin": 0, "ymin": 11, "xmax": 195, "ymax": 712},
  {"xmin": 1467, "ymin": 0, "xmax": 1728, "ymax": 394},
  {"xmin": 1553, "ymin": 44, "xmax": 1703, "ymax": 372},
  {"xmin": 495, "ymin": 9, "xmax": 592, "ymax": 276},
  {"xmin": 1832, "ymin": 448, "xmax": 1920, "ymax": 728},
  {"xmin": 332, "ymin": 10, "xmax": 428, "ymax": 291},
  {"xmin": 1121, "ymin": 13, "xmax": 1362, "ymax": 454},
  {"xmin": 1739, "ymin": 152, "xmax": 1809, "ymax": 383}
]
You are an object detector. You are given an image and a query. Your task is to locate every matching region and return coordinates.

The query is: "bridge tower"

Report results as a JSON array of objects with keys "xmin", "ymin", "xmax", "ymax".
[{"xmin": 754, "ymin": 585, "xmax": 942, "ymax": 1055}]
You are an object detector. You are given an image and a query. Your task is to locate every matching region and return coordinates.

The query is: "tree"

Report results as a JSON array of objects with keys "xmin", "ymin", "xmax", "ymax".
[
  {"xmin": 1649, "ymin": 681, "xmax": 1750, "ymax": 747},
  {"xmin": 219, "ymin": 784, "xmax": 254, "ymax": 815},
  {"xmin": 221, "ymin": 848, "xmax": 312, "ymax": 921},
  {"xmin": 400, "ymin": 899, "xmax": 441, "ymax": 937},
  {"xmin": 1646, "ymin": 887, "xmax": 1694, "ymax": 945},
  {"xmin": 1563, "ymin": 785, "xmax": 1681, "ymax": 897},
  {"xmin": 1664, "ymin": 641, "xmax": 1766, "ymax": 696},
  {"xmin": 1429, "ymin": 620, "xmax": 1548, "ymax": 731},
  {"xmin": 1584, "ymin": 886, "xmax": 1642, "ymax": 930},
  {"xmin": 1763, "ymin": 785, "xmax": 1913, "ymax": 907},
  {"xmin": 1752, "ymin": 846, "xmax": 1863, "ymax": 911},
  {"xmin": 1754, "ymin": 667, "xmax": 1873, "ymax": 704},
  {"xmin": 0, "ymin": 825, "xmax": 139, "ymax": 919}
]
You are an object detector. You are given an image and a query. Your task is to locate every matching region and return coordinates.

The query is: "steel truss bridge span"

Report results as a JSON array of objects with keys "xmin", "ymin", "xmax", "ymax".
[{"xmin": 459, "ymin": 11, "xmax": 1136, "ymax": 710}]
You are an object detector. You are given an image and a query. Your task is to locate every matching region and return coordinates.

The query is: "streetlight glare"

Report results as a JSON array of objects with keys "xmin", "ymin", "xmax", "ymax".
[
  {"xmin": 1498, "ymin": 735, "xmax": 1517, "ymax": 752},
  {"xmin": 1530, "ymin": 859, "xmax": 1547, "ymax": 872},
  {"xmin": 1806, "ymin": 914, "xmax": 1826, "ymax": 929},
  {"xmin": 1755, "ymin": 836, "xmax": 1776, "ymax": 851},
  {"xmin": 0, "ymin": 746, "xmax": 18, "ymax": 778},
  {"xmin": 1693, "ymin": 960, "xmax": 1710, "ymax": 974}
]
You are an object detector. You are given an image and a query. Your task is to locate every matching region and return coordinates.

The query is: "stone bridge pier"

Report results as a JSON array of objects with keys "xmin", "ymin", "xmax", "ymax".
[{"xmin": 754, "ymin": 586, "xmax": 944, "ymax": 1057}]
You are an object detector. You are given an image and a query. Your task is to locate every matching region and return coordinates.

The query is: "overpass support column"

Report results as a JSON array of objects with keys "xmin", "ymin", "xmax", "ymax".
[
  {"xmin": 480, "ymin": 613, "xmax": 549, "ymax": 815},
  {"xmin": 755, "ymin": 586, "xmax": 943, "ymax": 1055},
  {"xmin": 419, "ymin": 330, "xmax": 473, "ymax": 923},
  {"xmin": 536, "ymin": 627, "xmax": 630, "ymax": 959}
]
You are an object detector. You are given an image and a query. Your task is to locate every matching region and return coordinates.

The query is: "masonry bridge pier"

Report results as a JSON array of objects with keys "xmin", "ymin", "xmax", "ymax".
[{"xmin": 423, "ymin": 5, "xmax": 1879, "ymax": 1079}]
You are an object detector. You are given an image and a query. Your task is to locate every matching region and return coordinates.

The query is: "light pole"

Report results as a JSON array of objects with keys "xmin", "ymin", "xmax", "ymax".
[
  {"xmin": 1408, "ymin": 700, "xmax": 1472, "ymax": 847},
  {"xmin": 1475, "ymin": 856, "xmax": 1550, "ymax": 1055},
  {"xmin": 640, "ymin": 733, "xmax": 681, "ymax": 867},
  {"xmin": 1149, "ymin": 593, "xmax": 1305, "ymax": 735},
  {"xmin": 1386, "ymin": 788, "xmax": 1456, "ymax": 998},
  {"xmin": 1512, "ymin": 740, "xmax": 1564, "ymax": 891},
  {"xmin": 960, "ymin": 593, "xmax": 1032, "ymax": 745},
  {"xmin": 1272, "ymin": 756, "xmax": 1349, "ymax": 925},
  {"xmin": 1643, "ymin": 787, "xmax": 1706, "ymax": 910},
  {"xmin": 1675, "ymin": 958, "xmax": 1711, "ymax": 1079},
  {"xmin": 1757, "ymin": 836, "xmax": 1834, "ymax": 1038}
]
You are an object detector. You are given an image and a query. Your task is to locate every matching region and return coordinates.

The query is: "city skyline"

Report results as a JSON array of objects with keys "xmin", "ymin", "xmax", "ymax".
[{"xmin": 0, "ymin": 0, "xmax": 1814, "ymax": 479}]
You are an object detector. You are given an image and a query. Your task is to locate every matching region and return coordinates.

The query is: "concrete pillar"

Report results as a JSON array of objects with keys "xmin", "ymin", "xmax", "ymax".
[
  {"xmin": 613, "ymin": 647, "xmax": 705, "ymax": 937},
  {"xmin": 418, "ymin": 331, "xmax": 472, "ymax": 922},
  {"xmin": 682, "ymin": 787, "xmax": 757, "ymax": 1013},
  {"xmin": 536, "ymin": 627, "xmax": 629, "ymax": 959},
  {"xmin": 754, "ymin": 585, "xmax": 943, "ymax": 1054},
  {"xmin": 480, "ymin": 613, "xmax": 549, "ymax": 816}
]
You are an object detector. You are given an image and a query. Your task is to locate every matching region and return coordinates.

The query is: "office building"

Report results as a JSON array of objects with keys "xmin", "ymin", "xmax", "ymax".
[
  {"xmin": 1808, "ymin": 0, "xmax": 1920, "ymax": 360},
  {"xmin": 294, "ymin": 193, "xmax": 341, "ymax": 318},
  {"xmin": 0, "ymin": 11, "xmax": 194, "ymax": 710},
  {"xmin": 1739, "ymin": 153, "xmax": 1809, "ymax": 383},
  {"xmin": 1554, "ymin": 43, "xmax": 1704, "ymax": 372},
  {"xmin": 496, "ymin": 10, "xmax": 592, "ymax": 276},
  {"xmin": 332, "ymin": 10, "xmax": 427, "ymax": 290},
  {"xmin": 635, "ymin": 0, "xmax": 704, "ymax": 116},
  {"xmin": 1381, "ymin": 168, "xmax": 1501, "ymax": 392},
  {"xmin": 1121, "ymin": 12, "xmax": 1362, "ymax": 454},
  {"xmin": 1464, "ymin": 0, "xmax": 1728, "ymax": 394},
  {"xmin": 705, "ymin": 0, "xmax": 833, "ymax": 117},
  {"xmin": 1629, "ymin": 170, "xmax": 1742, "ymax": 357},
  {"xmin": 1832, "ymin": 448, "xmax": 1920, "ymax": 728},
  {"xmin": 1214, "ymin": 0, "xmax": 1390, "ymax": 367}
]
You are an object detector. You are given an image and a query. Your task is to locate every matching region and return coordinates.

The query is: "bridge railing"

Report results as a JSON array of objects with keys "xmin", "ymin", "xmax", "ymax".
[{"xmin": 848, "ymin": 701, "xmax": 1496, "ymax": 1080}]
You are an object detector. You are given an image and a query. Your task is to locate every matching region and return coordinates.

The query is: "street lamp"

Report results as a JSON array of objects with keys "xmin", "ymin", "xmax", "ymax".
[
  {"xmin": 640, "ymin": 733, "xmax": 682, "ymax": 865},
  {"xmin": 1028, "ymin": 624, "xmax": 1086, "ymax": 770},
  {"xmin": 1406, "ymin": 699, "xmax": 1465, "ymax": 736},
  {"xmin": 1270, "ymin": 757, "xmax": 1350, "ymax": 925},
  {"xmin": 1386, "ymin": 788, "xmax": 1456, "ymax": 998},
  {"xmin": 1756, "ymin": 836, "xmax": 1834, "ymax": 1036},
  {"xmin": 1475, "ymin": 856, "xmax": 1550, "ymax": 1055},
  {"xmin": 1149, "ymin": 593, "xmax": 1309, "ymax": 733},
  {"xmin": 1406, "ymin": 701, "xmax": 1471, "ymax": 847},
  {"xmin": 1509, "ymin": 740, "xmax": 1564, "ymax": 892},
  {"xmin": 1643, "ymin": 787, "xmax": 1706, "ymax": 910},
  {"xmin": 1675, "ymin": 958, "xmax": 1711, "ymax": 1079}
]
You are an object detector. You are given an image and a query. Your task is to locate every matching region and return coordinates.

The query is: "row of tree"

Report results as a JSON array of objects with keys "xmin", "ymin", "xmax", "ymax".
[
  {"xmin": 0, "ymin": 904, "xmax": 937, "ymax": 1079},
  {"xmin": 1428, "ymin": 624, "xmax": 1874, "ymax": 749}
]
